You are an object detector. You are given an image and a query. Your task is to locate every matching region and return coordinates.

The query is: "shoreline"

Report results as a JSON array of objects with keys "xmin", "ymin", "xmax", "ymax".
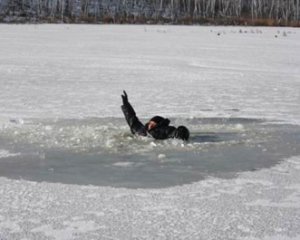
[{"xmin": 1, "ymin": 17, "xmax": 299, "ymax": 27}]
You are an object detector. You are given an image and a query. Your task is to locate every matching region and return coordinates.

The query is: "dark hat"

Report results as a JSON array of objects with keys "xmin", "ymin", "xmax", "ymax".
[
  {"xmin": 150, "ymin": 116, "xmax": 165, "ymax": 124},
  {"xmin": 175, "ymin": 126, "xmax": 190, "ymax": 141}
]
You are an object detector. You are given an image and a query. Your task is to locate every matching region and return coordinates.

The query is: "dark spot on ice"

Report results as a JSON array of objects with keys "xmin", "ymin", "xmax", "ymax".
[
  {"xmin": 200, "ymin": 109, "xmax": 213, "ymax": 112},
  {"xmin": 191, "ymin": 132, "xmax": 236, "ymax": 143},
  {"xmin": 225, "ymin": 108, "xmax": 240, "ymax": 112}
]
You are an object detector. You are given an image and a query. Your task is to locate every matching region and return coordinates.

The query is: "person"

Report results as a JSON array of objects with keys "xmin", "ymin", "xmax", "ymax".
[{"xmin": 121, "ymin": 91, "xmax": 190, "ymax": 141}]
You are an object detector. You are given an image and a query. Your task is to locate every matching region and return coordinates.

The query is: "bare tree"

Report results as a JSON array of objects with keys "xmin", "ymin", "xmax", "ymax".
[
  {"xmin": 297, "ymin": 0, "xmax": 299, "ymax": 21},
  {"xmin": 0, "ymin": 0, "xmax": 299, "ymax": 24}
]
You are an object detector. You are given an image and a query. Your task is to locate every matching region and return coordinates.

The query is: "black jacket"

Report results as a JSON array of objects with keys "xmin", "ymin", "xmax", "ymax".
[{"xmin": 121, "ymin": 99, "xmax": 176, "ymax": 140}]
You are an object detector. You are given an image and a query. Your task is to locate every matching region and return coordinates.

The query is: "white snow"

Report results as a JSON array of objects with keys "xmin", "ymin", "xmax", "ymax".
[
  {"xmin": 0, "ymin": 25, "xmax": 299, "ymax": 123},
  {"xmin": 0, "ymin": 24, "xmax": 300, "ymax": 239},
  {"xmin": 0, "ymin": 149, "xmax": 20, "ymax": 158}
]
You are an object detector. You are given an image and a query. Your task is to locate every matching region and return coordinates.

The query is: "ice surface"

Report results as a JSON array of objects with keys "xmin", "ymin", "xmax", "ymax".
[
  {"xmin": 0, "ymin": 25, "xmax": 300, "ymax": 239},
  {"xmin": 0, "ymin": 25, "xmax": 299, "ymax": 123}
]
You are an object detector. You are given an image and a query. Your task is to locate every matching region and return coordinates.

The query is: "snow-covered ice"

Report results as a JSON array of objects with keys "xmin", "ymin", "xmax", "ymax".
[{"xmin": 0, "ymin": 25, "xmax": 300, "ymax": 239}]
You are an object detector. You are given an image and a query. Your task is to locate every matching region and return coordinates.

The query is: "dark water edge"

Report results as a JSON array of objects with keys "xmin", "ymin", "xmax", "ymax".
[
  {"xmin": 1, "ymin": 16, "xmax": 300, "ymax": 27},
  {"xmin": 0, "ymin": 117, "xmax": 299, "ymax": 189}
]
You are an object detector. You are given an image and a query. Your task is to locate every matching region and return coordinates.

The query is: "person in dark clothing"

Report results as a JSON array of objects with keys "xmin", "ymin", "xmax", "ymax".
[{"xmin": 121, "ymin": 91, "xmax": 190, "ymax": 141}]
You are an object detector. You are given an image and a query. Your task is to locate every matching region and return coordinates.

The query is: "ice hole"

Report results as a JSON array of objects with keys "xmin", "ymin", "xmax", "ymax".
[{"xmin": 0, "ymin": 118, "xmax": 299, "ymax": 188}]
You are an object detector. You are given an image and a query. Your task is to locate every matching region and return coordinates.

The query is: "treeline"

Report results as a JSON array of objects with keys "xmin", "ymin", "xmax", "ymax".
[{"xmin": 0, "ymin": 0, "xmax": 299, "ymax": 26}]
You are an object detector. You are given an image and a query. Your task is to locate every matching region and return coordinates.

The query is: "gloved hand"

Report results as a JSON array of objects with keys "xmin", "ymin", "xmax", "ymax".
[{"xmin": 121, "ymin": 90, "xmax": 129, "ymax": 105}]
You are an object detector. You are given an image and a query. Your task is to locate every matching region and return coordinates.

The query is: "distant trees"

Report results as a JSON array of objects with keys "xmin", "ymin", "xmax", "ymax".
[{"xmin": 0, "ymin": 0, "xmax": 299, "ymax": 25}]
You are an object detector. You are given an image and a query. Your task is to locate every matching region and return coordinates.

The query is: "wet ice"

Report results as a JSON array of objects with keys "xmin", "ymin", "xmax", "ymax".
[{"xmin": 0, "ymin": 117, "xmax": 299, "ymax": 188}]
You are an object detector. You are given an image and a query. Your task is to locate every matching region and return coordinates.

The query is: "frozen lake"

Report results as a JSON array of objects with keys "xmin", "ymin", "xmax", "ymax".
[{"xmin": 0, "ymin": 25, "xmax": 300, "ymax": 239}]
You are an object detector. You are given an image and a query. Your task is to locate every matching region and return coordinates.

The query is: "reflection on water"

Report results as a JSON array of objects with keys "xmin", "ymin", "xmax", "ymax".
[{"xmin": 0, "ymin": 117, "xmax": 299, "ymax": 188}]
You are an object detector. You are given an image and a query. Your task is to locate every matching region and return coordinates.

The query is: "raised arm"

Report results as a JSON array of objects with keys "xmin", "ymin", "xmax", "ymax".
[{"xmin": 121, "ymin": 91, "xmax": 147, "ymax": 136}]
